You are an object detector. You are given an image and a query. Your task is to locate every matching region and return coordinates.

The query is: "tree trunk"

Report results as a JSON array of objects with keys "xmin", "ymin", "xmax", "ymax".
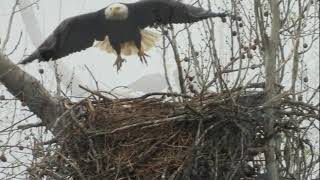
[
  {"xmin": 0, "ymin": 52, "xmax": 64, "ymax": 131},
  {"xmin": 264, "ymin": 0, "xmax": 281, "ymax": 179}
]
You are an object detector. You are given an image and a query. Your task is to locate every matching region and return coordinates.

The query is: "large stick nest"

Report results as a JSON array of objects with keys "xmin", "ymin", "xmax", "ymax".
[{"xmin": 28, "ymin": 88, "xmax": 319, "ymax": 180}]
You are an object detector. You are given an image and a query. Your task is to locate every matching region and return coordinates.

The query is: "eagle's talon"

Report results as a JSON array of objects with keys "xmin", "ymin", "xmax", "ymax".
[
  {"xmin": 114, "ymin": 56, "xmax": 126, "ymax": 71},
  {"xmin": 138, "ymin": 50, "xmax": 149, "ymax": 65},
  {"xmin": 139, "ymin": 55, "xmax": 147, "ymax": 64}
]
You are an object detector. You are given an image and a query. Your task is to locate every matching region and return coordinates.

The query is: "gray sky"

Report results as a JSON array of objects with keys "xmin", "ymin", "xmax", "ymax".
[
  {"xmin": 0, "ymin": 0, "xmax": 318, "ymax": 95},
  {"xmin": 0, "ymin": 0, "xmax": 235, "ymax": 97},
  {"xmin": 1, "ymin": 0, "xmax": 171, "ymax": 96}
]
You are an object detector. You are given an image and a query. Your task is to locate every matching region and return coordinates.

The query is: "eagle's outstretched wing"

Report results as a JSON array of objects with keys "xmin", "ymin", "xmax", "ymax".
[
  {"xmin": 128, "ymin": 0, "xmax": 226, "ymax": 29},
  {"xmin": 20, "ymin": 10, "xmax": 108, "ymax": 64}
]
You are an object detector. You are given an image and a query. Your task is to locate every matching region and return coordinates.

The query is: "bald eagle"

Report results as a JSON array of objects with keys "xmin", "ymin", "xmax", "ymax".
[{"xmin": 20, "ymin": 0, "xmax": 227, "ymax": 70}]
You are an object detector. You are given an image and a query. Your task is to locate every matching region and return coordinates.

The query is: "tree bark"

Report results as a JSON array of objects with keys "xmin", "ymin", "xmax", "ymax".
[
  {"xmin": 0, "ymin": 52, "xmax": 64, "ymax": 131},
  {"xmin": 263, "ymin": 0, "xmax": 281, "ymax": 179}
]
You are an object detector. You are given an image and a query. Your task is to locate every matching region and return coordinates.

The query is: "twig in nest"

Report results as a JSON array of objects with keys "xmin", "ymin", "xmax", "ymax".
[
  {"xmin": 111, "ymin": 131, "xmax": 181, "ymax": 177},
  {"xmin": 197, "ymin": 121, "xmax": 225, "ymax": 144},
  {"xmin": 41, "ymin": 169, "xmax": 64, "ymax": 180},
  {"xmin": 79, "ymin": 85, "xmax": 113, "ymax": 102},
  {"xmin": 42, "ymin": 138, "xmax": 58, "ymax": 145},
  {"xmin": 124, "ymin": 92, "xmax": 191, "ymax": 101},
  {"xmin": 93, "ymin": 115, "xmax": 187, "ymax": 135},
  {"xmin": 69, "ymin": 109, "xmax": 88, "ymax": 134},
  {"xmin": 54, "ymin": 104, "xmax": 80, "ymax": 130},
  {"xmin": 57, "ymin": 152, "xmax": 86, "ymax": 180},
  {"xmin": 138, "ymin": 131, "xmax": 179, "ymax": 162}
]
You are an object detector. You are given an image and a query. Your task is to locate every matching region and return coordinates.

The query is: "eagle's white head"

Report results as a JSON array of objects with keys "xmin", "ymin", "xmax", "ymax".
[{"xmin": 105, "ymin": 3, "xmax": 129, "ymax": 20}]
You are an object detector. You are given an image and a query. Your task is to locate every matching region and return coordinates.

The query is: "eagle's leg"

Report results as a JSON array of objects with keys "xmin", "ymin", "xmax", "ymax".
[
  {"xmin": 113, "ymin": 44, "xmax": 125, "ymax": 71},
  {"xmin": 134, "ymin": 34, "xmax": 149, "ymax": 64}
]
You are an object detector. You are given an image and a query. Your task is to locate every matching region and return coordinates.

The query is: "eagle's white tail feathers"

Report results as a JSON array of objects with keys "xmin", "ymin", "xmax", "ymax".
[{"xmin": 94, "ymin": 30, "xmax": 160, "ymax": 56}]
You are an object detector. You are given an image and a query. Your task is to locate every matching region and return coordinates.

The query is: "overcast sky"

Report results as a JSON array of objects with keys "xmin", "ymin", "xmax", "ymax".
[
  {"xmin": 1, "ymin": 0, "xmax": 170, "ymax": 96},
  {"xmin": 0, "ymin": 0, "xmax": 235, "ymax": 98},
  {"xmin": 0, "ymin": 0, "xmax": 318, "ymax": 95}
]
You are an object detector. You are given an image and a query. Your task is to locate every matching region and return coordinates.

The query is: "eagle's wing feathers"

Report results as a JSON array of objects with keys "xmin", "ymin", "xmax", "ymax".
[
  {"xmin": 20, "ymin": 10, "xmax": 108, "ymax": 64},
  {"xmin": 129, "ymin": 0, "xmax": 225, "ymax": 28}
]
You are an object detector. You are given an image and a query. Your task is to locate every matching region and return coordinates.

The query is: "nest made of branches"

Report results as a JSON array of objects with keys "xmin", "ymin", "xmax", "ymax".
[{"xmin": 28, "ymin": 87, "xmax": 319, "ymax": 180}]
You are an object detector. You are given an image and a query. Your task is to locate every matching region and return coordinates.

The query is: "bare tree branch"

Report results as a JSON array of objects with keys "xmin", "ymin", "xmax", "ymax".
[{"xmin": 0, "ymin": 53, "xmax": 64, "ymax": 132}]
